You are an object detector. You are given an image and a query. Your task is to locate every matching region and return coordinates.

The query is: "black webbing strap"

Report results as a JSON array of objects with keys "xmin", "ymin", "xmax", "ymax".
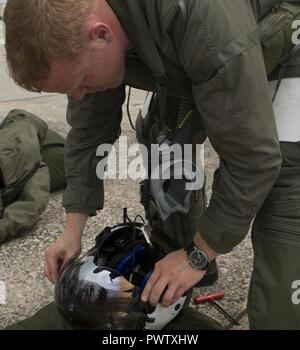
[
  {"xmin": 0, "ymin": 193, "xmax": 3, "ymax": 220},
  {"xmin": 272, "ymin": 41, "xmax": 300, "ymax": 101}
]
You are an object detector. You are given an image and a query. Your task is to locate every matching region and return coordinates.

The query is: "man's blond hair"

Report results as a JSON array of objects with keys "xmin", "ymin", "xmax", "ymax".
[{"xmin": 4, "ymin": 0, "xmax": 94, "ymax": 92}]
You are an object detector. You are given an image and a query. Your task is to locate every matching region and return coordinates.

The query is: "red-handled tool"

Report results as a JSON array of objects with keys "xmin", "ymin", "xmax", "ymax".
[
  {"xmin": 193, "ymin": 292, "xmax": 240, "ymax": 326},
  {"xmin": 193, "ymin": 292, "xmax": 225, "ymax": 304}
]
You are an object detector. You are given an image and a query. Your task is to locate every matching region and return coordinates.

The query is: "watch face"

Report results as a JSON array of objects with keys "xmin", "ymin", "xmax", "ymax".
[{"xmin": 189, "ymin": 249, "xmax": 208, "ymax": 270}]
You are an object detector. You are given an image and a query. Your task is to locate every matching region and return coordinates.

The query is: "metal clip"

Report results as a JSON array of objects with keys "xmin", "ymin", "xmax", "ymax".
[{"xmin": 141, "ymin": 223, "xmax": 153, "ymax": 248}]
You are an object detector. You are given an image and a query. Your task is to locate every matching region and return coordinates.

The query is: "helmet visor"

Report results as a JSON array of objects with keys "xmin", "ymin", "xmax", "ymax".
[{"xmin": 55, "ymin": 256, "xmax": 144, "ymax": 329}]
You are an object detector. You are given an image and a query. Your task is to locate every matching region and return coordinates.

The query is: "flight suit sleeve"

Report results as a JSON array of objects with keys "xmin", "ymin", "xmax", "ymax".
[
  {"xmin": 62, "ymin": 86, "xmax": 125, "ymax": 216},
  {"xmin": 180, "ymin": 35, "xmax": 282, "ymax": 253}
]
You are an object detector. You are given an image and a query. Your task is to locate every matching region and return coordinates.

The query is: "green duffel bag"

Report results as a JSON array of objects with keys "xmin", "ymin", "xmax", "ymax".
[
  {"xmin": 0, "ymin": 109, "xmax": 66, "ymax": 242},
  {"xmin": 4, "ymin": 302, "xmax": 223, "ymax": 330},
  {"xmin": 41, "ymin": 129, "xmax": 66, "ymax": 192}
]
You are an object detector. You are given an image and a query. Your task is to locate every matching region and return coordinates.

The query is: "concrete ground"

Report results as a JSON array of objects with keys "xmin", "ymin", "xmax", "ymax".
[{"xmin": 0, "ymin": 90, "xmax": 253, "ymax": 330}]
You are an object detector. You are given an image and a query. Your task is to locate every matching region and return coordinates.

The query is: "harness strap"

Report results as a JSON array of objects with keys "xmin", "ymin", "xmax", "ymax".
[
  {"xmin": 272, "ymin": 41, "xmax": 300, "ymax": 101},
  {"xmin": 0, "ymin": 194, "xmax": 3, "ymax": 220}
]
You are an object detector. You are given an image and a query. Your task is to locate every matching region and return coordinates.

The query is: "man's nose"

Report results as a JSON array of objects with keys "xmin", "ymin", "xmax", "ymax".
[{"xmin": 71, "ymin": 87, "xmax": 88, "ymax": 101}]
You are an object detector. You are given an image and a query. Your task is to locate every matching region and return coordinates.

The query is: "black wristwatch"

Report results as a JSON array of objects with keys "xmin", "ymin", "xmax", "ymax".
[{"xmin": 185, "ymin": 243, "xmax": 212, "ymax": 271}]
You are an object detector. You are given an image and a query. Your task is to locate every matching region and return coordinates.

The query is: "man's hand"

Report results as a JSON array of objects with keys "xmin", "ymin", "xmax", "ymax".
[
  {"xmin": 44, "ymin": 213, "xmax": 88, "ymax": 284},
  {"xmin": 141, "ymin": 232, "xmax": 218, "ymax": 307},
  {"xmin": 141, "ymin": 249, "xmax": 206, "ymax": 307}
]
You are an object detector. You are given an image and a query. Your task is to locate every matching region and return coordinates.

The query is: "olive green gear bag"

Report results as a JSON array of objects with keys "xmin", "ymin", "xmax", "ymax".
[{"xmin": 257, "ymin": 1, "xmax": 300, "ymax": 75}]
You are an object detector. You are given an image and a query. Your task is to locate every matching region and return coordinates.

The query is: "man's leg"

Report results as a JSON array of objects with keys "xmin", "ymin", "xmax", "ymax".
[
  {"xmin": 248, "ymin": 77, "xmax": 300, "ymax": 329},
  {"xmin": 248, "ymin": 173, "xmax": 300, "ymax": 328},
  {"xmin": 248, "ymin": 205, "xmax": 300, "ymax": 329}
]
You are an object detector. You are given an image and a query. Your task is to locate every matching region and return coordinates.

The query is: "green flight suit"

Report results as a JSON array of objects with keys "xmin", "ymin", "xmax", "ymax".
[
  {"xmin": 5, "ymin": 0, "xmax": 300, "ymax": 330},
  {"xmin": 60, "ymin": 0, "xmax": 300, "ymax": 330},
  {"xmin": 63, "ymin": 0, "xmax": 282, "ymax": 254},
  {"xmin": 0, "ymin": 109, "xmax": 66, "ymax": 243}
]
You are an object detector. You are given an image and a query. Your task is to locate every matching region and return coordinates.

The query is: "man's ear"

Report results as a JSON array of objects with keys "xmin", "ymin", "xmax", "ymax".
[{"xmin": 89, "ymin": 23, "xmax": 113, "ymax": 44}]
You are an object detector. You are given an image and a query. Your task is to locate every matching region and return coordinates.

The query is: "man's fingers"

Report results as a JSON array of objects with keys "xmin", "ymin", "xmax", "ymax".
[
  {"xmin": 43, "ymin": 259, "xmax": 51, "ymax": 282},
  {"xmin": 148, "ymin": 279, "xmax": 169, "ymax": 306},
  {"xmin": 44, "ymin": 251, "xmax": 53, "ymax": 283},
  {"xmin": 44, "ymin": 249, "xmax": 60, "ymax": 284},
  {"xmin": 141, "ymin": 270, "xmax": 161, "ymax": 303},
  {"xmin": 141, "ymin": 266, "xmax": 171, "ymax": 306},
  {"xmin": 173, "ymin": 287, "xmax": 186, "ymax": 304},
  {"xmin": 161, "ymin": 285, "xmax": 178, "ymax": 307},
  {"xmin": 60, "ymin": 250, "xmax": 81, "ymax": 272}
]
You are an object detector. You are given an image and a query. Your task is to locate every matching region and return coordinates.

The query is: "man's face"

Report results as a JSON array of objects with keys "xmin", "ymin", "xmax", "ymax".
[{"xmin": 41, "ymin": 39, "xmax": 126, "ymax": 101}]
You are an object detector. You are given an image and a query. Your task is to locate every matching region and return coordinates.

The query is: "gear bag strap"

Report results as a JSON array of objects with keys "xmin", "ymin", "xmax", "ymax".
[{"xmin": 272, "ymin": 42, "xmax": 300, "ymax": 100}]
